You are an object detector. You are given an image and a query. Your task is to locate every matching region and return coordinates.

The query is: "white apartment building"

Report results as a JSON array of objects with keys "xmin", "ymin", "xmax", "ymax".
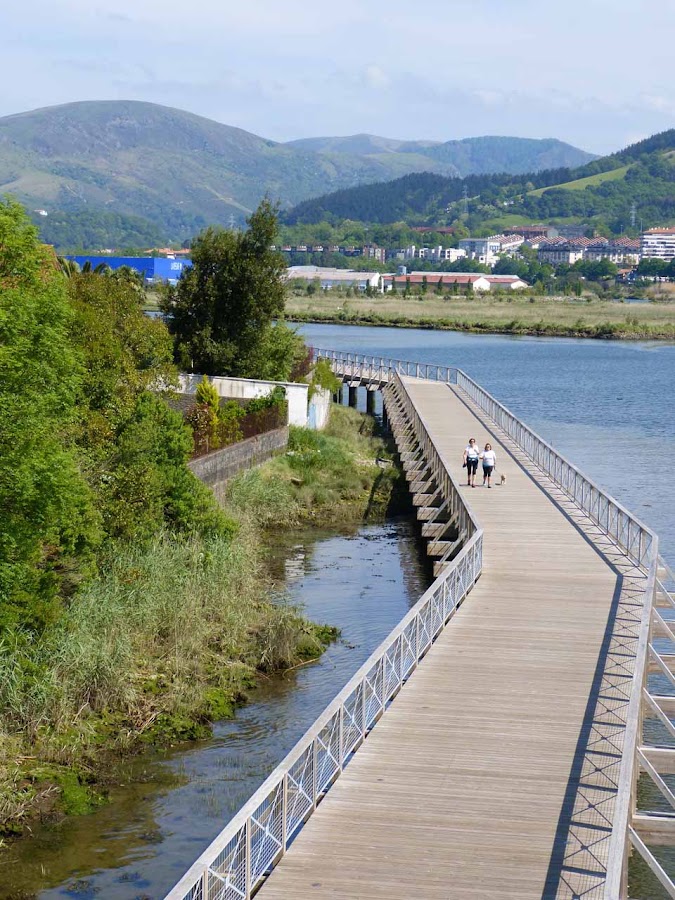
[
  {"xmin": 641, "ymin": 228, "xmax": 675, "ymax": 261},
  {"xmin": 458, "ymin": 234, "xmax": 524, "ymax": 266},
  {"xmin": 537, "ymin": 241, "xmax": 586, "ymax": 265}
]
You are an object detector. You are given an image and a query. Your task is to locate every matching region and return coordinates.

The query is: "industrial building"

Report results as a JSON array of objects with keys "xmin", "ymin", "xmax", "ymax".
[
  {"xmin": 66, "ymin": 255, "xmax": 192, "ymax": 284},
  {"xmin": 285, "ymin": 265, "xmax": 383, "ymax": 291}
]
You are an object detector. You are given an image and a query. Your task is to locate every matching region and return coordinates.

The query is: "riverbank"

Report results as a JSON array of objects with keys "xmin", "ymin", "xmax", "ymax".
[
  {"xmin": 0, "ymin": 405, "xmax": 400, "ymax": 843},
  {"xmin": 286, "ymin": 293, "xmax": 675, "ymax": 340}
]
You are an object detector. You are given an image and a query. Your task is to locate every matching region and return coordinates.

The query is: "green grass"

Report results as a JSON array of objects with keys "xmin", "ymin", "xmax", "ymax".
[
  {"xmin": 286, "ymin": 292, "xmax": 675, "ymax": 340},
  {"xmin": 528, "ymin": 165, "xmax": 630, "ymax": 196},
  {"xmin": 227, "ymin": 405, "xmax": 405, "ymax": 527}
]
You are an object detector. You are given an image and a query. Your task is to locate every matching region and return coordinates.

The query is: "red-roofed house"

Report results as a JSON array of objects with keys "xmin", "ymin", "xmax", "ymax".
[{"xmin": 383, "ymin": 272, "xmax": 528, "ymax": 292}]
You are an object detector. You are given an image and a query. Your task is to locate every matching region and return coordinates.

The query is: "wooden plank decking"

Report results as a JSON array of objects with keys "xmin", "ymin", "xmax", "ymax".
[{"xmin": 257, "ymin": 379, "xmax": 631, "ymax": 899}]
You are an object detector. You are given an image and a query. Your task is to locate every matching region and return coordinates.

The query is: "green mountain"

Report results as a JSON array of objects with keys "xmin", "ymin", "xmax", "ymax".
[
  {"xmin": 284, "ymin": 130, "xmax": 675, "ymax": 233},
  {"xmin": 286, "ymin": 134, "xmax": 596, "ymax": 176},
  {"xmin": 0, "ymin": 100, "xmax": 594, "ymax": 247}
]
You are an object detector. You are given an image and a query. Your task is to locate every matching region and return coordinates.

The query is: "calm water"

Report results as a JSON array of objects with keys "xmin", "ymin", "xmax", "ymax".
[
  {"xmin": 300, "ymin": 323, "xmax": 675, "ymax": 566},
  {"xmin": 2, "ymin": 522, "xmax": 429, "ymax": 899}
]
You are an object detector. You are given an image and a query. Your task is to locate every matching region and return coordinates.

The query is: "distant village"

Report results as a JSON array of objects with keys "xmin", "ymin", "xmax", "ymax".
[{"xmin": 67, "ymin": 225, "xmax": 675, "ymax": 294}]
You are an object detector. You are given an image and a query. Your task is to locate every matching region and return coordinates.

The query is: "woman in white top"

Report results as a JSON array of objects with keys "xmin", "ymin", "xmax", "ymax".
[
  {"xmin": 480, "ymin": 443, "xmax": 497, "ymax": 488},
  {"xmin": 462, "ymin": 437, "xmax": 480, "ymax": 487}
]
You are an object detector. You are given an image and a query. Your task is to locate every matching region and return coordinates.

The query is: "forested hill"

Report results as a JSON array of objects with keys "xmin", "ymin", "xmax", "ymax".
[
  {"xmin": 0, "ymin": 100, "xmax": 593, "ymax": 247},
  {"xmin": 284, "ymin": 129, "xmax": 675, "ymax": 233}
]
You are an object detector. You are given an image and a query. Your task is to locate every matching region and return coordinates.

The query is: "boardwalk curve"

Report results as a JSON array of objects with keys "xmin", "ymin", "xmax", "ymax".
[{"xmin": 165, "ymin": 351, "xmax": 674, "ymax": 900}]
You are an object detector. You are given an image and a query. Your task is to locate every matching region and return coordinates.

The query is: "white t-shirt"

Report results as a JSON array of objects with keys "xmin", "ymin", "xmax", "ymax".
[
  {"xmin": 481, "ymin": 450, "xmax": 496, "ymax": 467},
  {"xmin": 465, "ymin": 444, "xmax": 479, "ymax": 460}
]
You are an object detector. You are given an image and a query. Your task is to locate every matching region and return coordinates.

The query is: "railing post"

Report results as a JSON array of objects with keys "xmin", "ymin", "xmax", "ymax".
[
  {"xmin": 245, "ymin": 817, "xmax": 252, "ymax": 900},
  {"xmin": 312, "ymin": 738, "xmax": 318, "ymax": 810},
  {"xmin": 281, "ymin": 773, "xmax": 288, "ymax": 852}
]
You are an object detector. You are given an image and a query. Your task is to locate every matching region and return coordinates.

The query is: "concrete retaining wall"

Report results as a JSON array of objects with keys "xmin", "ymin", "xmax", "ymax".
[
  {"xmin": 179, "ymin": 374, "xmax": 309, "ymax": 427},
  {"xmin": 308, "ymin": 388, "xmax": 331, "ymax": 431},
  {"xmin": 188, "ymin": 426, "xmax": 289, "ymax": 501}
]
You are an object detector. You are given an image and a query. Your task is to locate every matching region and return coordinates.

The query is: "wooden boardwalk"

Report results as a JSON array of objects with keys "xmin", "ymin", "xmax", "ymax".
[{"xmin": 257, "ymin": 379, "xmax": 637, "ymax": 899}]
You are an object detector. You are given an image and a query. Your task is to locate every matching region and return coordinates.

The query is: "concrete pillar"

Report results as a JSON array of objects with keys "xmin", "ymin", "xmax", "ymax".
[
  {"xmin": 338, "ymin": 384, "xmax": 345, "ymax": 405},
  {"xmin": 366, "ymin": 389, "xmax": 377, "ymax": 416},
  {"xmin": 382, "ymin": 404, "xmax": 389, "ymax": 432},
  {"xmin": 348, "ymin": 385, "xmax": 358, "ymax": 408}
]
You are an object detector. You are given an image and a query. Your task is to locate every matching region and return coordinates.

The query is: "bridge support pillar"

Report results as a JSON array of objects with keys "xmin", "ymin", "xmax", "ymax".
[
  {"xmin": 337, "ymin": 384, "xmax": 345, "ymax": 405},
  {"xmin": 382, "ymin": 404, "xmax": 389, "ymax": 433},
  {"xmin": 348, "ymin": 386, "xmax": 358, "ymax": 408},
  {"xmin": 366, "ymin": 389, "xmax": 377, "ymax": 416}
]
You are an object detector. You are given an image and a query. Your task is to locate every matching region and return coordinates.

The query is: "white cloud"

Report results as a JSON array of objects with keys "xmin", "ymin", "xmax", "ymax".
[{"xmin": 363, "ymin": 66, "xmax": 390, "ymax": 91}]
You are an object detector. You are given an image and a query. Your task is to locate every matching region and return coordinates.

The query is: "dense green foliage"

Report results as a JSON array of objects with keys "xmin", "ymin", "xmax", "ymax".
[
  {"xmin": 35, "ymin": 208, "xmax": 167, "ymax": 251},
  {"xmin": 163, "ymin": 200, "xmax": 303, "ymax": 379},
  {"xmin": 186, "ymin": 381, "xmax": 288, "ymax": 455},
  {"xmin": 0, "ymin": 200, "xmax": 231, "ymax": 634},
  {"xmin": 0, "ymin": 202, "xmax": 98, "ymax": 631},
  {"xmin": 284, "ymin": 129, "xmax": 675, "ymax": 235}
]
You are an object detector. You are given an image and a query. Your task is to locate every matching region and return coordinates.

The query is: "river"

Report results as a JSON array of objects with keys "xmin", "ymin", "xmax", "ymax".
[{"xmin": 3, "ymin": 324, "xmax": 674, "ymax": 898}]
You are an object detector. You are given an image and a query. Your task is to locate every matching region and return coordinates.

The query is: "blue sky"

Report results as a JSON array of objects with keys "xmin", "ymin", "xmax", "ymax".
[{"xmin": 1, "ymin": 0, "xmax": 673, "ymax": 154}]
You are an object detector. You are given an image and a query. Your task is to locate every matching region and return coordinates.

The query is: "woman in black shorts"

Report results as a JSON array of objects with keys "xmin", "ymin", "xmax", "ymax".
[
  {"xmin": 463, "ymin": 437, "xmax": 480, "ymax": 487},
  {"xmin": 480, "ymin": 442, "xmax": 497, "ymax": 488}
]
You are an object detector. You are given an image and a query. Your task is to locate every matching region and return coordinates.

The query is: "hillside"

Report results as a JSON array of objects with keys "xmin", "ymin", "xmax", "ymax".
[
  {"xmin": 284, "ymin": 129, "xmax": 675, "ymax": 233},
  {"xmin": 0, "ymin": 100, "xmax": 594, "ymax": 247},
  {"xmin": 287, "ymin": 134, "xmax": 594, "ymax": 177}
]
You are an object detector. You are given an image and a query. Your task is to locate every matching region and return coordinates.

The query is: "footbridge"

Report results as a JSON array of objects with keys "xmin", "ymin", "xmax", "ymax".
[{"xmin": 167, "ymin": 350, "xmax": 674, "ymax": 900}]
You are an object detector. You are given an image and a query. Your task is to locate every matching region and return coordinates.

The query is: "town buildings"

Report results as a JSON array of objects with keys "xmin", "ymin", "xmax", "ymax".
[
  {"xmin": 537, "ymin": 236, "xmax": 641, "ymax": 266},
  {"xmin": 399, "ymin": 245, "xmax": 467, "ymax": 262}
]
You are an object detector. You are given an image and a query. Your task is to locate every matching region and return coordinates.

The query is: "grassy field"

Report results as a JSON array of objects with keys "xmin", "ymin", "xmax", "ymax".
[
  {"xmin": 528, "ymin": 166, "xmax": 630, "ymax": 197},
  {"xmin": 286, "ymin": 292, "xmax": 675, "ymax": 340}
]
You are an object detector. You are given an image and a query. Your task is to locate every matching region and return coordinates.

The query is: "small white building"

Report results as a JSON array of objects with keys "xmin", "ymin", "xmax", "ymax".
[
  {"xmin": 641, "ymin": 228, "xmax": 675, "ymax": 261},
  {"xmin": 285, "ymin": 265, "xmax": 383, "ymax": 292}
]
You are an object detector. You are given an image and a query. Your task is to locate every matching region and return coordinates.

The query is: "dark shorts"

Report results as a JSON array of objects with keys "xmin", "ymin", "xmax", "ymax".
[
  {"xmin": 467, "ymin": 458, "xmax": 478, "ymax": 474},
  {"xmin": 483, "ymin": 465, "xmax": 494, "ymax": 476}
]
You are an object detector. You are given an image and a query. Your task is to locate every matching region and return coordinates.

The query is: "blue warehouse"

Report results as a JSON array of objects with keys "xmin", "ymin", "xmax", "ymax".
[{"xmin": 66, "ymin": 255, "xmax": 192, "ymax": 284}]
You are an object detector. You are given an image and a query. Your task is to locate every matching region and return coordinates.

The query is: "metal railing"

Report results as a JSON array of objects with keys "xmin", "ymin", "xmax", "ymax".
[
  {"xmin": 314, "ymin": 347, "xmax": 672, "ymax": 897},
  {"xmin": 165, "ymin": 373, "xmax": 483, "ymax": 900}
]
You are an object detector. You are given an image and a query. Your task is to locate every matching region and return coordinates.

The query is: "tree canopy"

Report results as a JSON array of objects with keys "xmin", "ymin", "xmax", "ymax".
[{"xmin": 163, "ymin": 200, "xmax": 298, "ymax": 378}]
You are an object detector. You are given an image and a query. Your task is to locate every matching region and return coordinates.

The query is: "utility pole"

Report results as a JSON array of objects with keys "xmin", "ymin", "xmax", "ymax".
[
  {"xmin": 462, "ymin": 186, "xmax": 469, "ymax": 219},
  {"xmin": 630, "ymin": 202, "xmax": 637, "ymax": 230},
  {"xmin": 228, "ymin": 213, "xmax": 236, "ymax": 231}
]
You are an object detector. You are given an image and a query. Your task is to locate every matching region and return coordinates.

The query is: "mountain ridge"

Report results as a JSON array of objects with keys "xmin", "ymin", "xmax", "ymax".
[{"xmin": 0, "ymin": 100, "xmax": 597, "ymax": 246}]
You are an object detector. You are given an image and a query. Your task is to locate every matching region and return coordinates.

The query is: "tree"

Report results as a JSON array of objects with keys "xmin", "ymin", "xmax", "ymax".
[
  {"xmin": 163, "ymin": 199, "xmax": 287, "ymax": 377},
  {"xmin": 0, "ymin": 201, "xmax": 99, "ymax": 632}
]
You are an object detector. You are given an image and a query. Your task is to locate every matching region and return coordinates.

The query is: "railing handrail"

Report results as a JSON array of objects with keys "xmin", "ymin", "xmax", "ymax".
[{"xmin": 165, "ymin": 371, "xmax": 483, "ymax": 900}]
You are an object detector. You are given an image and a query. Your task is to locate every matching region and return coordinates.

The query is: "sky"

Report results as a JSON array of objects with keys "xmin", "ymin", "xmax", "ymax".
[{"xmin": 1, "ymin": 0, "xmax": 673, "ymax": 155}]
